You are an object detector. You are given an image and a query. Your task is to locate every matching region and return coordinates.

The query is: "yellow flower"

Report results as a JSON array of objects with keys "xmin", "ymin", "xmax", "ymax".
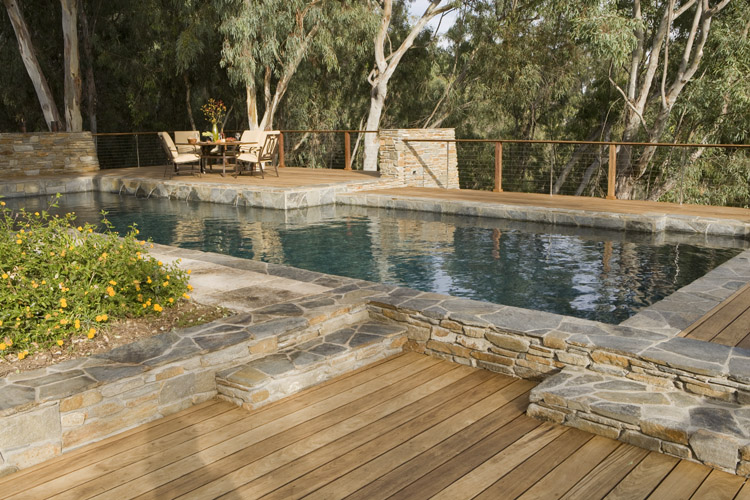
[
  {"xmin": 88, "ymin": 328, "xmax": 96, "ymax": 338},
  {"xmin": 0, "ymin": 343, "xmax": 5, "ymax": 351},
  {"xmin": 187, "ymin": 270, "xmax": 192, "ymax": 275},
  {"xmin": 163, "ymin": 281, "xmax": 169, "ymax": 287},
  {"xmin": 187, "ymin": 284, "xmax": 194, "ymax": 291},
  {"xmin": 77, "ymin": 226, "xmax": 83, "ymax": 231},
  {"xmin": 1, "ymin": 274, "xmax": 7, "ymax": 279},
  {"xmin": 146, "ymin": 277, "xmax": 152, "ymax": 284},
  {"xmin": 60, "ymin": 319, "xmax": 69, "ymax": 325},
  {"xmin": 183, "ymin": 293, "xmax": 190, "ymax": 299},
  {"xmin": 109, "ymin": 280, "xmax": 117, "ymax": 286},
  {"xmin": 0, "ymin": 201, "xmax": 4, "ymax": 206},
  {"xmin": 106, "ymin": 286, "xmax": 115, "ymax": 297},
  {"xmin": 101, "ymin": 314, "xmax": 108, "ymax": 321},
  {"xmin": 18, "ymin": 351, "xmax": 27, "ymax": 360},
  {"xmin": 34, "ymin": 212, "xmax": 39, "ymax": 216},
  {"xmin": 95, "ymin": 315, "xmax": 102, "ymax": 322},
  {"xmin": 44, "ymin": 314, "xmax": 51, "ymax": 320},
  {"xmin": 32, "ymin": 282, "xmax": 38, "ymax": 288},
  {"xmin": 157, "ymin": 261, "xmax": 163, "ymax": 266},
  {"xmin": 16, "ymin": 239, "xmax": 22, "ymax": 245},
  {"xmin": 153, "ymin": 304, "xmax": 163, "ymax": 312},
  {"xmin": 88, "ymin": 228, "xmax": 93, "ymax": 233},
  {"xmin": 57, "ymin": 340, "xmax": 64, "ymax": 346},
  {"xmin": 74, "ymin": 319, "xmax": 80, "ymax": 329},
  {"xmin": 168, "ymin": 298, "xmax": 174, "ymax": 304},
  {"xmin": 60, "ymin": 298, "xmax": 68, "ymax": 308}
]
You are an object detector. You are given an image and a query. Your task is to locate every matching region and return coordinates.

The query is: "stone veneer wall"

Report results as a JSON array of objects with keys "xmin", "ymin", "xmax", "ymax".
[
  {"xmin": 0, "ymin": 132, "xmax": 99, "ymax": 177},
  {"xmin": 379, "ymin": 129, "xmax": 459, "ymax": 189},
  {"xmin": 365, "ymin": 283, "xmax": 750, "ymax": 476}
]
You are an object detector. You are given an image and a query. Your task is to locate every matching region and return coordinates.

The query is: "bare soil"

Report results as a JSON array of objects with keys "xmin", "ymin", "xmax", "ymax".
[{"xmin": 0, "ymin": 302, "xmax": 230, "ymax": 378}]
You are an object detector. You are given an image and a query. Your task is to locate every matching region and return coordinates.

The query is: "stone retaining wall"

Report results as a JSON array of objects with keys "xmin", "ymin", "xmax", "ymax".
[
  {"xmin": 0, "ymin": 132, "xmax": 99, "ymax": 177},
  {"xmin": 366, "ymin": 283, "xmax": 750, "ymax": 476},
  {"xmin": 379, "ymin": 129, "xmax": 459, "ymax": 188}
]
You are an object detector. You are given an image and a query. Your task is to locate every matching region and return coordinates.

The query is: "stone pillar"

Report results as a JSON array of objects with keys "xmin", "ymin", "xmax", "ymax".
[
  {"xmin": 0, "ymin": 132, "xmax": 100, "ymax": 177},
  {"xmin": 378, "ymin": 129, "xmax": 459, "ymax": 189}
]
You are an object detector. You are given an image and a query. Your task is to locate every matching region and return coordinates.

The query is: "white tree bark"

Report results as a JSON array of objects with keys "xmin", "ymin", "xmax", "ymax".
[
  {"xmin": 61, "ymin": 0, "xmax": 82, "ymax": 132},
  {"xmin": 246, "ymin": 83, "xmax": 259, "ymax": 130},
  {"xmin": 3, "ymin": 0, "xmax": 62, "ymax": 131},
  {"xmin": 362, "ymin": 0, "xmax": 456, "ymax": 171}
]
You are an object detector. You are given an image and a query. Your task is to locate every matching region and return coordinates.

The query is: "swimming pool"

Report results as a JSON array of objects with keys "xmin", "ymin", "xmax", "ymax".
[{"xmin": 10, "ymin": 192, "xmax": 743, "ymax": 324}]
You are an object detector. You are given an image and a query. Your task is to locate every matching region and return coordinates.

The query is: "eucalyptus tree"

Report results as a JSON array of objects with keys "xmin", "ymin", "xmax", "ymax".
[
  {"xmin": 362, "ymin": 0, "xmax": 458, "ymax": 171},
  {"xmin": 2, "ymin": 0, "xmax": 62, "ymax": 131},
  {"xmin": 571, "ymin": 0, "xmax": 736, "ymax": 198},
  {"xmin": 219, "ymin": 0, "xmax": 373, "ymax": 131}
]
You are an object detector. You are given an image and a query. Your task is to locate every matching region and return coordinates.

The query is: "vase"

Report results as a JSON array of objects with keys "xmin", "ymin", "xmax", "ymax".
[{"xmin": 212, "ymin": 122, "xmax": 219, "ymax": 142}]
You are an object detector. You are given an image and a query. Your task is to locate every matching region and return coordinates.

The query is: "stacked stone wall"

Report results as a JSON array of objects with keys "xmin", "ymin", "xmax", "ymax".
[
  {"xmin": 379, "ymin": 129, "xmax": 459, "ymax": 188},
  {"xmin": 366, "ymin": 291, "xmax": 750, "ymax": 477},
  {"xmin": 0, "ymin": 132, "xmax": 99, "ymax": 177}
]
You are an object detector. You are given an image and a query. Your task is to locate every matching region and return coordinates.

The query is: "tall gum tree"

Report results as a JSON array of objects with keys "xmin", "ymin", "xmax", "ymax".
[
  {"xmin": 576, "ymin": 0, "xmax": 733, "ymax": 198},
  {"xmin": 3, "ymin": 0, "xmax": 62, "ymax": 130},
  {"xmin": 220, "ymin": 0, "xmax": 367, "ymax": 130},
  {"xmin": 61, "ymin": 0, "xmax": 82, "ymax": 131},
  {"xmin": 362, "ymin": 0, "xmax": 457, "ymax": 171}
]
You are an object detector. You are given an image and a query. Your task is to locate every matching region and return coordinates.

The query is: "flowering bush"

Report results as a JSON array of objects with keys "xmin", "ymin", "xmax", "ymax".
[
  {"xmin": 0, "ymin": 196, "xmax": 192, "ymax": 356},
  {"xmin": 200, "ymin": 98, "xmax": 227, "ymax": 125}
]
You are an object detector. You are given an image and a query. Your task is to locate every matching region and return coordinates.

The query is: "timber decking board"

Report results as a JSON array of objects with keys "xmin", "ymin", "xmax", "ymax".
[
  {"xmin": 2, "ymin": 353, "xmax": 747, "ymax": 500},
  {"xmin": 363, "ymin": 187, "xmax": 750, "ymax": 222},
  {"xmin": 681, "ymin": 283, "xmax": 750, "ymax": 347}
]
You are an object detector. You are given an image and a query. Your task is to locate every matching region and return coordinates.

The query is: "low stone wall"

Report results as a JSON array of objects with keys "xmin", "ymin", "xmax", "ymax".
[
  {"xmin": 366, "ymin": 282, "xmax": 750, "ymax": 476},
  {"xmin": 0, "ymin": 132, "xmax": 99, "ymax": 177},
  {"xmin": 379, "ymin": 129, "xmax": 459, "ymax": 188}
]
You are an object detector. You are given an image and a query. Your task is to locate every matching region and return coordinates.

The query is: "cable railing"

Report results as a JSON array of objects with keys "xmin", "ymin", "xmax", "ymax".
[
  {"xmin": 91, "ymin": 131, "xmax": 750, "ymax": 207},
  {"xmin": 407, "ymin": 138, "xmax": 750, "ymax": 207},
  {"xmin": 92, "ymin": 130, "xmax": 377, "ymax": 171}
]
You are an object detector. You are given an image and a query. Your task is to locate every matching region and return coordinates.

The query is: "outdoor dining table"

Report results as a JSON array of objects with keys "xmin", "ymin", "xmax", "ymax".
[{"xmin": 176, "ymin": 140, "xmax": 258, "ymax": 177}]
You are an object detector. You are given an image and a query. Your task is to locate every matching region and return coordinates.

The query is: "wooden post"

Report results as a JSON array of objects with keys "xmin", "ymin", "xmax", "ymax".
[
  {"xmin": 493, "ymin": 142, "xmax": 503, "ymax": 192},
  {"xmin": 344, "ymin": 132, "xmax": 351, "ymax": 170},
  {"xmin": 278, "ymin": 132, "xmax": 285, "ymax": 168},
  {"xmin": 607, "ymin": 144, "xmax": 616, "ymax": 199}
]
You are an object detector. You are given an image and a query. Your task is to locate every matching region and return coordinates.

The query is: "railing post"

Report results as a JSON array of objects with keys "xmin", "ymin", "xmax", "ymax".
[
  {"xmin": 135, "ymin": 134, "xmax": 141, "ymax": 168},
  {"xmin": 278, "ymin": 132, "xmax": 285, "ymax": 168},
  {"xmin": 344, "ymin": 131, "xmax": 351, "ymax": 170},
  {"xmin": 607, "ymin": 144, "xmax": 616, "ymax": 199},
  {"xmin": 493, "ymin": 142, "xmax": 503, "ymax": 192}
]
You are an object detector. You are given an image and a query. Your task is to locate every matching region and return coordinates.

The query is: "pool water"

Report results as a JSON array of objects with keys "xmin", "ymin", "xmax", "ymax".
[{"xmin": 11, "ymin": 192, "xmax": 743, "ymax": 324}]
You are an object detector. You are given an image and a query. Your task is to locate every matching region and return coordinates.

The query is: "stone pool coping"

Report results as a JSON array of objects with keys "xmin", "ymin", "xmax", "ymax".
[
  {"xmin": 1, "ymin": 241, "xmax": 750, "ymax": 476},
  {"xmin": 338, "ymin": 192, "xmax": 750, "ymax": 239},
  {"xmin": 0, "ymin": 171, "xmax": 402, "ymax": 210}
]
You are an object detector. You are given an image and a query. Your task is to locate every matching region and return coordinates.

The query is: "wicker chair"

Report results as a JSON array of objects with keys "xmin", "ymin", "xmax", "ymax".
[
  {"xmin": 235, "ymin": 131, "xmax": 280, "ymax": 178},
  {"xmin": 158, "ymin": 132, "xmax": 201, "ymax": 177}
]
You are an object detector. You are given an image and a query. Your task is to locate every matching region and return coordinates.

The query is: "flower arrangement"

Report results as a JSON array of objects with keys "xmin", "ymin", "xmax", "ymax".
[
  {"xmin": 0, "ymin": 195, "xmax": 191, "ymax": 356},
  {"xmin": 201, "ymin": 98, "xmax": 227, "ymax": 125}
]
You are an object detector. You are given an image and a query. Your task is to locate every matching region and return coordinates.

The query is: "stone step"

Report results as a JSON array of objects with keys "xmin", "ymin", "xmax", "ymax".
[
  {"xmin": 216, "ymin": 321, "xmax": 407, "ymax": 409},
  {"xmin": 527, "ymin": 367, "xmax": 750, "ymax": 477}
]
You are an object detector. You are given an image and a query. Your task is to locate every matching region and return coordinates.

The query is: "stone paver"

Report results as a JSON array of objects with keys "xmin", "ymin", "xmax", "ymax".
[
  {"xmin": 216, "ymin": 321, "xmax": 407, "ymax": 408},
  {"xmin": 528, "ymin": 367, "xmax": 750, "ymax": 475}
]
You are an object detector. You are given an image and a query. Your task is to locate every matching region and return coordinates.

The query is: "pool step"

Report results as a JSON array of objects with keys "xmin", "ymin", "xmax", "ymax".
[
  {"xmin": 527, "ymin": 367, "xmax": 750, "ymax": 476},
  {"xmin": 216, "ymin": 321, "xmax": 408, "ymax": 409}
]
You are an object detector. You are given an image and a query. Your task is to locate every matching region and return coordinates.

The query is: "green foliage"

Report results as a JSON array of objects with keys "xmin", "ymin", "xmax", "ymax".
[{"xmin": 0, "ymin": 196, "xmax": 191, "ymax": 356}]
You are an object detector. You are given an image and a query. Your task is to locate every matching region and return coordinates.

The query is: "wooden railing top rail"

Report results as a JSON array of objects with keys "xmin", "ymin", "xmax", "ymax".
[
  {"xmin": 90, "ymin": 131, "xmax": 748, "ymax": 149},
  {"xmin": 403, "ymin": 138, "xmax": 750, "ymax": 149}
]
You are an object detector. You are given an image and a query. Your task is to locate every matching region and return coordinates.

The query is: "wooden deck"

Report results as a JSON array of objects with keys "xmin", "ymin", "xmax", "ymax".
[
  {"xmin": 681, "ymin": 283, "xmax": 750, "ymax": 348},
  {"xmin": 1, "ymin": 352, "xmax": 746, "ymax": 499},
  {"xmin": 366, "ymin": 187, "xmax": 750, "ymax": 222},
  {"xmin": 94, "ymin": 165, "xmax": 382, "ymax": 188}
]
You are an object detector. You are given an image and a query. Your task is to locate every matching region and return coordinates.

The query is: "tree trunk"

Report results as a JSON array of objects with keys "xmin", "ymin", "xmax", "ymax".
[
  {"xmin": 184, "ymin": 74, "xmax": 196, "ymax": 130},
  {"xmin": 61, "ymin": 0, "xmax": 82, "ymax": 131},
  {"xmin": 363, "ymin": 82, "xmax": 387, "ymax": 171},
  {"xmin": 246, "ymin": 83, "xmax": 259, "ymax": 130},
  {"xmin": 3, "ymin": 0, "xmax": 62, "ymax": 131},
  {"xmin": 79, "ymin": 0, "xmax": 96, "ymax": 134}
]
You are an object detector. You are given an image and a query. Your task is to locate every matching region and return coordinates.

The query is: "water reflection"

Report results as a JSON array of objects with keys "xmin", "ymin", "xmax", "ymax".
[{"xmin": 8, "ymin": 192, "xmax": 743, "ymax": 324}]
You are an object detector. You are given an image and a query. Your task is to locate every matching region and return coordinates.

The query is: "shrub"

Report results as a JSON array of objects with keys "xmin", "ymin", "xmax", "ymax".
[{"xmin": 0, "ymin": 196, "xmax": 191, "ymax": 356}]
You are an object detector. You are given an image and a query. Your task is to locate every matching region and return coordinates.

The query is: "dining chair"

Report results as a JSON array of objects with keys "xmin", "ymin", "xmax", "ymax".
[
  {"xmin": 158, "ymin": 132, "xmax": 201, "ymax": 177},
  {"xmin": 235, "ymin": 131, "xmax": 280, "ymax": 178}
]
